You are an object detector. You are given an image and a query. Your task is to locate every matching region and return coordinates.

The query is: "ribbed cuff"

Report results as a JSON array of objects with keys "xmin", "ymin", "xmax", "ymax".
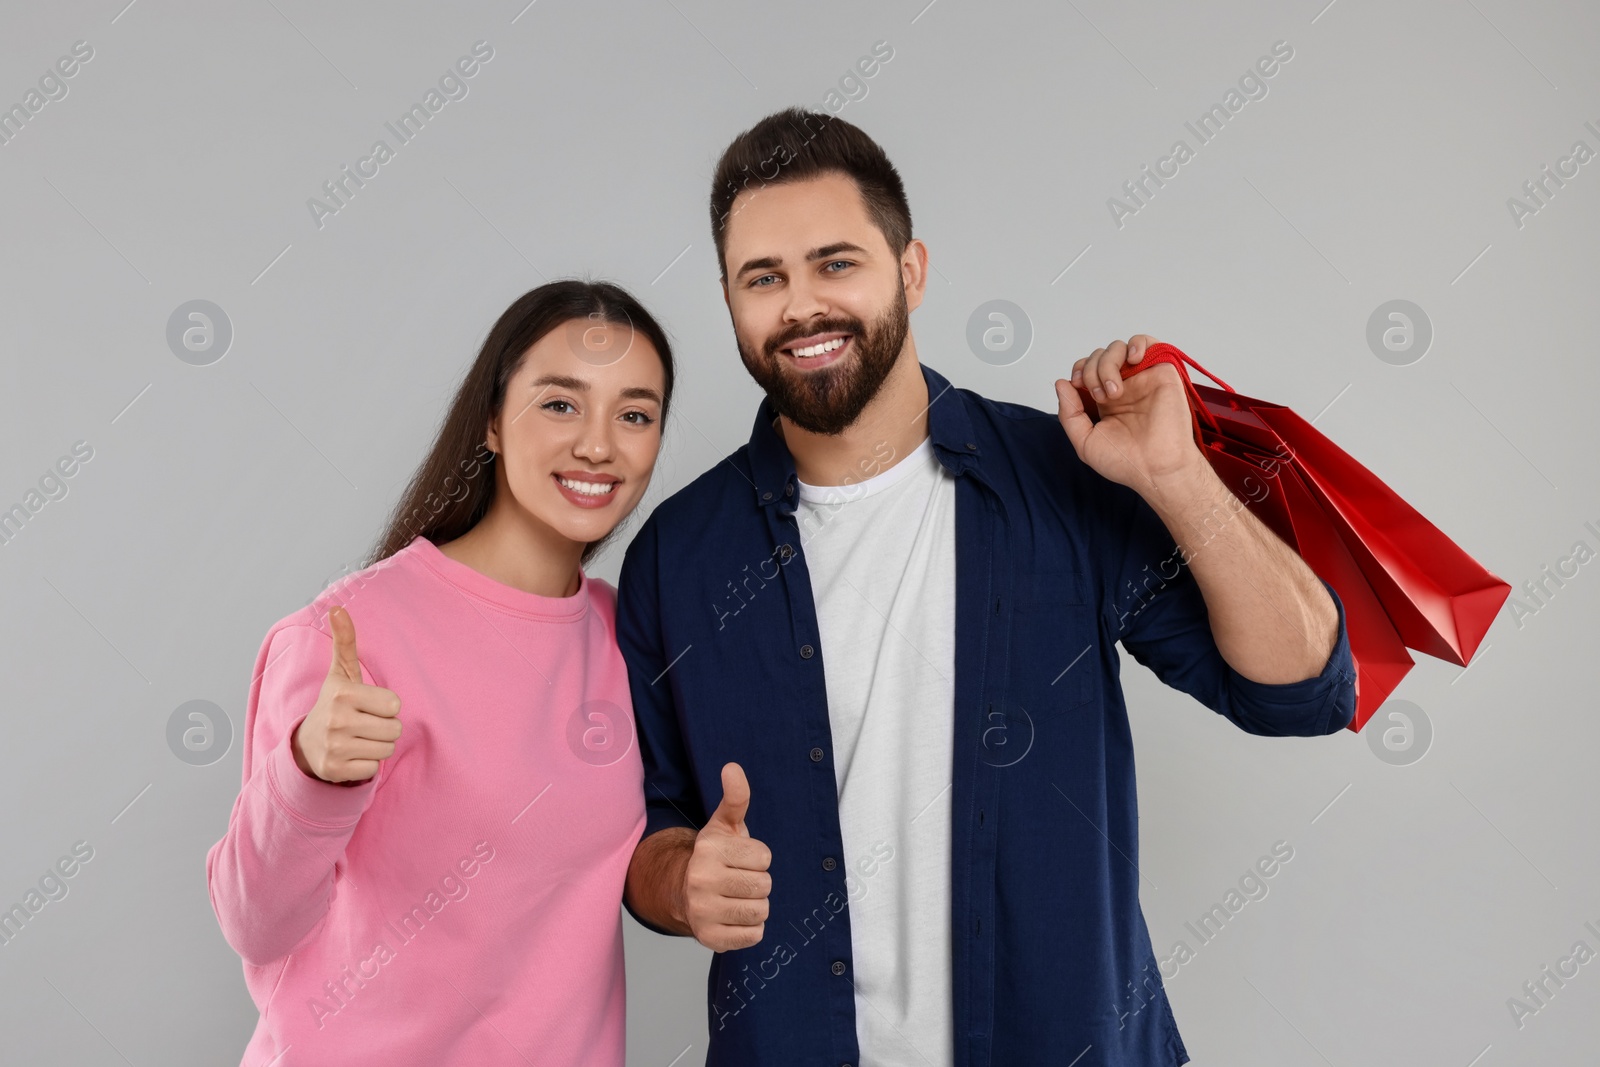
[{"xmin": 265, "ymin": 726, "xmax": 376, "ymax": 827}]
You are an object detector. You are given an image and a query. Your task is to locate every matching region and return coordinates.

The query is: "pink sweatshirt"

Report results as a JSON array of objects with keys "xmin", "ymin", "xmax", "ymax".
[{"xmin": 206, "ymin": 536, "xmax": 646, "ymax": 1066}]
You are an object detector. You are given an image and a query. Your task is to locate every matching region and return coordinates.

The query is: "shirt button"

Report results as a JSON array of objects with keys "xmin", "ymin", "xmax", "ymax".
[
  {"xmin": 800, "ymin": 644, "xmax": 814, "ymax": 659},
  {"xmin": 809, "ymin": 747, "xmax": 825, "ymax": 762},
  {"xmin": 762, "ymin": 491, "xmax": 774, "ymax": 501},
  {"xmin": 965, "ymin": 442, "xmax": 977, "ymax": 450},
  {"xmin": 778, "ymin": 543, "xmax": 794, "ymax": 560},
  {"xmin": 784, "ymin": 484, "xmax": 794, "ymax": 497},
  {"xmin": 822, "ymin": 856, "xmax": 837, "ymax": 871},
  {"xmin": 831, "ymin": 960, "xmax": 847, "ymax": 976}
]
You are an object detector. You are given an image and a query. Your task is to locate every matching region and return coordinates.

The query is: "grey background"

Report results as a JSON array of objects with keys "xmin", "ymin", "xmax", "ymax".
[{"xmin": 1, "ymin": 0, "xmax": 1595, "ymax": 1064}]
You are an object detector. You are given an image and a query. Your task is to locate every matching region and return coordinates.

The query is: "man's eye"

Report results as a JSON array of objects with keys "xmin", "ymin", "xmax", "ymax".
[
  {"xmin": 750, "ymin": 274, "xmax": 776, "ymax": 288},
  {"xmin": 824, "ymin": 260, "xmax": 852, "ymax": 272}
]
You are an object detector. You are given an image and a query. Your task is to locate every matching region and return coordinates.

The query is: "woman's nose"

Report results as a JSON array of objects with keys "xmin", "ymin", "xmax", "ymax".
[{"xmin": 575, "ymin": 420, "xmax": 614, "ymax": 461}]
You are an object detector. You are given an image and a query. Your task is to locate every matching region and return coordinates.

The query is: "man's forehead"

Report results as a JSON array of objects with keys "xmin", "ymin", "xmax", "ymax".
[
  {"xmin": 727, "ymin": 176, "xmax": 871, "ymax": 240},
  {"xmin": 724, "ymin": 176, "xmax": 878, "ymax": 272}
]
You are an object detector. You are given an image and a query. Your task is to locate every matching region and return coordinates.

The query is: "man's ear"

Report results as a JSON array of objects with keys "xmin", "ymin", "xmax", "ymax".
[
  {"xmin": 720, "ymin": 276, "xmax": 730, "ymax": 309},
  {"xmin": 901, "ymin": 238, "xmax": 930, "ymax": 313}
]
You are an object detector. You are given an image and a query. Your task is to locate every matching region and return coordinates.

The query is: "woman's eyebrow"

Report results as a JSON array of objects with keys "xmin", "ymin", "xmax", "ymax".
[
  {"xmin": 528, "ymin": 375, "xmax": 661, "ymax": 405},
  {"xmin": 528, "ymin": 374, "xmax": 589, "ymax": 392}
]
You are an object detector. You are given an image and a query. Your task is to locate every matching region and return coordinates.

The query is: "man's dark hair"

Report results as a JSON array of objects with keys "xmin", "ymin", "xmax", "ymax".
[{"xmin": 709, "ymin": 107, "xmax": 913, "ymax": 280}]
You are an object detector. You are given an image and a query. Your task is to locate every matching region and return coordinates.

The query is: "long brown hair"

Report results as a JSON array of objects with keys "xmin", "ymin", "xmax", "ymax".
[{"xmin": 368, "ymin": 279, "xmax": 676, "ymax": 568}]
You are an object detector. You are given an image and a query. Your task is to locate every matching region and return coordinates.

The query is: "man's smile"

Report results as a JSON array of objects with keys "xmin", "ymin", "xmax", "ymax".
[{"xmin": 779, "ymin": 331, "xmax": 853, "ymax": 370}]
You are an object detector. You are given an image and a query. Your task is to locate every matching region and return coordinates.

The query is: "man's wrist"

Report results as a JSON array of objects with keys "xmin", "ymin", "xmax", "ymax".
[
  {"xmin": 1141, "ymin": 450, "xmax": 1223, "ymax": 522},
  {"xmin": 628, "ymin": 826, "xmax": 697, "ymax": 936},
  {"xmin": 665, "ymin": 829, "xmax": 695, "ymax": 931}
]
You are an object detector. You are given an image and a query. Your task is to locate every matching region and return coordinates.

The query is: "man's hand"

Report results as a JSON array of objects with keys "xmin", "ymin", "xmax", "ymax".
[
  {"xmin": 683, "ymin": 762, "xmax": 772, "ymax": 952},
  {"xmin": 291, "ymin": 605, "xmax": 402, "ymax": 783},
  {"xmin": 1054, "ymin": 334, "xmax": 1204, "ymax": 495},
  {"xmin": 1056, "ymin": 336, "xmax": 1340, "ymax": 686}
]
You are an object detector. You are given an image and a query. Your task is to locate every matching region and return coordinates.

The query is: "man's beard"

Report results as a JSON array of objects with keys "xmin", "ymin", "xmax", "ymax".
[{"xmin": 738, "ymin": 284, "xmax": 909, "ymax": 437}]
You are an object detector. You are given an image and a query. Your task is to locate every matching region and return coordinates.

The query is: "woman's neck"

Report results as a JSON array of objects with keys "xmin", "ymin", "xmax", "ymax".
[{"xmin": 435, "ymin": 503, "xmax": 585, "ymax": 599}]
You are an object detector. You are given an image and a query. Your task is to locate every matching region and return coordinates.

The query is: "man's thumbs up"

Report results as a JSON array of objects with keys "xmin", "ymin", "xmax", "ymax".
[
  {"xmin": 683, "ymin": 762, "xmax": 771, "ymax": 952},
  {"xmin": 709, "ymin": 761, "xmax": 751, "ymax": 836},
  {"xmin": 291, "ymin": 606, "xmax": 404, "ymax": 784}
]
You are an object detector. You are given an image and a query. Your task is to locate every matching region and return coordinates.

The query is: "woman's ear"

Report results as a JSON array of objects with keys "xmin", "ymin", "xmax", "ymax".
[{"xmin": 484, "ymin": 413, "xmax": 501, "ymax": 455}]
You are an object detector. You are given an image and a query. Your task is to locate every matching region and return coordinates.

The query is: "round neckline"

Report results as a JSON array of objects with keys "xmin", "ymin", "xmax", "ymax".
[
  {"xmin": 795, "ymin": 434, "xmax": 936, "ymax": 505},
  {"xmin": 406, "ymin": 536, "xmax": 590, "ymax": 621}
]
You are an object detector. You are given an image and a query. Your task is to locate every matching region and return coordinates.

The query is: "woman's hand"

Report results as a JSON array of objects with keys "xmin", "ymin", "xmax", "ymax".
[{"xmin": 291, "ymin": 605, "xmax": 402, "ymax": 783}]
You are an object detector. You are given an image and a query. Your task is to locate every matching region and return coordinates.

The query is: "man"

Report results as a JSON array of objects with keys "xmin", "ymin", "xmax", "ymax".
[{"xmin": 617, "ymin": 107, "xmax": 1355, "ymax": 1067}]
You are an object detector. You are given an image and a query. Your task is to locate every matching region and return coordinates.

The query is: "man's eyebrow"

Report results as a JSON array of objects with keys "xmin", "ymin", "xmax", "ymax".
[
  {"xmin": 529, "ymin": 375, "xmax": 663, "ymax": 405},
  {"xmin": 734, "ymin": 241, "xmax": 870, "ymax": 279}
]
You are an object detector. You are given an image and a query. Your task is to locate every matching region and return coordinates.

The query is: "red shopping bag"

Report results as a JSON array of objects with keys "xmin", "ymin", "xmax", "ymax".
[
  {"xmin": 1201, "ymin": 439, "xmax": 1417, "ymax": 732},
  {"xmin": 1077, "ymin": 343, "xmax": 1511, "ymax": 731}
]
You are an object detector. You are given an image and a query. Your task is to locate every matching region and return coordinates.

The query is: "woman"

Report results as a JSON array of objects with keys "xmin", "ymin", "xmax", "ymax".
[{"xmin": 206, "ymin": 280, "xmax": 675, "ymax": 1065}]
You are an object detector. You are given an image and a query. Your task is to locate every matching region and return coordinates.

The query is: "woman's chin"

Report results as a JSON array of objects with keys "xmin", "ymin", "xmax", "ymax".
[{"xmin": 543, "ymin": 501, "xmax": 633, "ymax": 548}]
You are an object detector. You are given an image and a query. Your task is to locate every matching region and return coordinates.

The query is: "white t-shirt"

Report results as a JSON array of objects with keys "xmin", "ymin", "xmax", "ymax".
[{"xmin": 794, "ymin": 434, "xmax": 957, "ymax": 1067}]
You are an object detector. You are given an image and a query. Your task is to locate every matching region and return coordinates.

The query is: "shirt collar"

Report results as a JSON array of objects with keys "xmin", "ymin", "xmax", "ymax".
[{"xmin": 745, "ymin": 363, "xmax": 983, "ymax": 510}]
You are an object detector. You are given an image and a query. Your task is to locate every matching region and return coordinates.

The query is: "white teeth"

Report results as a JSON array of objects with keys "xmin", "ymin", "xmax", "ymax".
[
  {"xmin": 790, "ymin": 336, "xmax": 847, "ymax": 358},
  {"xmin": 556, "ymin": 476, "xmax": 616, "ymax": 496}
]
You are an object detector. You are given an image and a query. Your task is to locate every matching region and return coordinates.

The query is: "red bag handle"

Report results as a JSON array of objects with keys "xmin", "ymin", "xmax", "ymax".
[
  {"xmin": 1111, "ymin": 342, "xmax": 1235, "ymax": 439},
  {"xmin": 1129, "ymin": 342, "xmax": 1235, "ymax": 393}
]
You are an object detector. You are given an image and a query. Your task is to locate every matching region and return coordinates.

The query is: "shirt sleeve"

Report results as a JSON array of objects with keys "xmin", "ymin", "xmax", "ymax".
[
  {"xmin": 1100, "ymin": 478, "xmax": 1358, "ymax": 737},
  {"xmin": 205, "ymin": 623, "xmax": 385, "ymax": 965},
  {"xmin": 615, "ymin": 515, "xmax": 708, "ymax": 934}
]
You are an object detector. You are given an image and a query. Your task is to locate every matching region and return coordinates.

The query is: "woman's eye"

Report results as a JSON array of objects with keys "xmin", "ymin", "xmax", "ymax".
[
  {"xmin": 621, "ymin": 411, "xmax": 656, "ymax": 426},
  {"xmin": 542, "ymin": 400, "xmax": 575, "ymax": 414}
]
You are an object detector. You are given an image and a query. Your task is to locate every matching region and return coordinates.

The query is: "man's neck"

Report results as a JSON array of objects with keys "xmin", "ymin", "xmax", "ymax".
[{"xmin": 779, "ymin": 344, "xmax": 931, "ymax": 487}]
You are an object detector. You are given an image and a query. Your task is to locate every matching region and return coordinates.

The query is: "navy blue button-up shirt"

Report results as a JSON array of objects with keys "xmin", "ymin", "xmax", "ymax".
[{"xmin": 617, "ymin": 362, "xmax": 1357, "ymax": 1067}]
